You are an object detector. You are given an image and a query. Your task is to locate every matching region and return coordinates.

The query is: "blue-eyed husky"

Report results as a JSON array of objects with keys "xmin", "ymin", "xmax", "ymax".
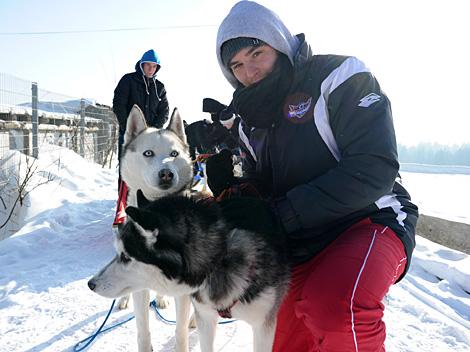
[
  {"xmin": 89, "ymin": 189, "xmax": 290, "ymax": 352},
  {"xmin": 107, "ymin": 105, "xmax": 194, "ymax": 352}
]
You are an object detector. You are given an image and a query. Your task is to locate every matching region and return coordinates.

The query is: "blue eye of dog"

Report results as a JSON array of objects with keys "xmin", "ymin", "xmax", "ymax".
[
  {"xmin": 170, "ymin": 150, "xmax": 179, "ymax": 157},
  {"xmin": 143, "ymin": 150, "xmax": 154, "ymax": 157},
  {"xmin": 120, "ymin": 252, "xmax": 131, "ymax": 263}
]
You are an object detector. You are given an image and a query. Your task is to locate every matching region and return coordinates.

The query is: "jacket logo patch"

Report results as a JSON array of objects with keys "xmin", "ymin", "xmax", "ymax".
[
  {"xmin": 288, "ymin": 97, "xmax": 312, "ymax": 119},
  {"xmin": 358, "ymin": 93, "xmax": 381, "ymax": 107},
  {"xmin": 283, "ymin": 93, "xmax": 314, "ymax": 124}
]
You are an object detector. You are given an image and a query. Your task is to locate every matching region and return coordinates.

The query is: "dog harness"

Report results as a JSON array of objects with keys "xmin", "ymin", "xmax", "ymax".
[
  {"xmin": 216, "ymin": 262, "xmax": 257, "ymax": 319},
  {"xmin": 217, "ymin": 301, "xmax": 238, "ymax": 319}
]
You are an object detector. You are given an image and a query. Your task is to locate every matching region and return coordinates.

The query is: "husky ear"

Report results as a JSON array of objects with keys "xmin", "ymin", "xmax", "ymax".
[
  {"xmin": 126, "ymin": 206, "xmax": 159, "ymax": 240},
  {"xmin": 136, "ymin": 189, "xmax": 151, "ymax": 208},
  {"xmin": 125, "ymin": 206, "xmax": 141, "ymax": 223},
  {"xmin": 167, "ymin": 107, "xmax": 187, "ymax": 144},
  {"xmin": 124, "ymin": 105, "xmax": 148, "ymax": 145}
]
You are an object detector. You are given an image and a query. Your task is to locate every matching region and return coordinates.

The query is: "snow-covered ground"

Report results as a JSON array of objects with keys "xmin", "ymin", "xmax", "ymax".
[
  {"xmin": 401, "ymin": 171, "xmax": 470, "ymax": 225},
  {"xmin": 0, "ymin": 147, "xmax": 469, "ymax": 352}
]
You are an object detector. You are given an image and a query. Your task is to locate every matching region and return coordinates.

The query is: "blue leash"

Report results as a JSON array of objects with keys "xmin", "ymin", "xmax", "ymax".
[
  {"xmin": 149, "ymin": 300, "xmax": 235, "ymax": 326},
  {"xmin": 73, "ymin": 299, "xmax": 120, "ymax": 351},
  {"xmin": 149, "ymin": 299, "xmax": 177, "ymax": 325},
  {"xmin": 74, "ymin": 298, "xmax": 235, "ymax": 351}
]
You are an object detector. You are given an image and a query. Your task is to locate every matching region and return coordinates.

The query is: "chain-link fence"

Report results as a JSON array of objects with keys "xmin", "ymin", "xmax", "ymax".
[
  {"xmin": 0, "ymin": 72, "xmax": 118, "ymax": 164},
  {"xmin": 0, "ymin": 72, "xmax": 118, "ymax": 239}
]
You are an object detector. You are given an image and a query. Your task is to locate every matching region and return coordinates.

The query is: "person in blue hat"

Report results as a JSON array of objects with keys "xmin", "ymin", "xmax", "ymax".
[{"xmin": 112, "ymin": 49, "xmax": 169, "ymax": 227}]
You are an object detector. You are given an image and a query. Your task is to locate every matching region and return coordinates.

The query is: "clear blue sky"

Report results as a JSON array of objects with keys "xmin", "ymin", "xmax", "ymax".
[{"xmin": 1, "ymin": 0, "xmax": 469, "ymax": 146}]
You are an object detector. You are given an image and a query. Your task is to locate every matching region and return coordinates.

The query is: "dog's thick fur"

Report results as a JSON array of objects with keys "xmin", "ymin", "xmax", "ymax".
[
  {"xmin": 113, "ymin": 105, "xmax": 194, "ymax": 352},
  {"xmin": 89, "ymin": 191, "xmax": 290, "ymax": 352}
]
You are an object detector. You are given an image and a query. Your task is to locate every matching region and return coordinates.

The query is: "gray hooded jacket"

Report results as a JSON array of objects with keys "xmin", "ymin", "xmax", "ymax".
[{"xmin": 216, "ymin": 1, "xmax": 418, "ymax": 279}]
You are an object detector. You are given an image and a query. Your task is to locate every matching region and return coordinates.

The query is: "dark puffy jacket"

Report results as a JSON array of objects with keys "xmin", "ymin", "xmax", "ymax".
[
  {"xmin": 238, "ymin": 37, "xmax": 418, "ymax": 280},
  {"xmin": 113, "ymin": 61, "xmax": 169, "ymax": 137}
]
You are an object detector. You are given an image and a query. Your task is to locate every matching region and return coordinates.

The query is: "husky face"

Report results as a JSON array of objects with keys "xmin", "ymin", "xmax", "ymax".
[
  {"xmin": 120, "ymin": 105, "xmax": 193, "ymax": 200},
  {"xmin": 89, "ymin": 194, "xmax": 223, "ymax": 299},
  {"xmin": 88, "ymin": 217, "xmax": 197, "ymax": 298}
]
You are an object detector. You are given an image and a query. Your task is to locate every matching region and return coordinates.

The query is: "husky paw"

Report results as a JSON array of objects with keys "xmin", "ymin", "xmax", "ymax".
[
  {"xmin": 117, "ymin": 295, "xmax": 130, "ymax": 310},
  {"xmin": 155, "ymin": 296, "xmax": 170, "ymax": 309}
]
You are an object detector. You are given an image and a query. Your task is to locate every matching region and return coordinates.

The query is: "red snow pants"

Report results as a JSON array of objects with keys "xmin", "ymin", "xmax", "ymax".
[{"xmin": 273, "ymin": 218, "xmax": 407, "ymax": 352}]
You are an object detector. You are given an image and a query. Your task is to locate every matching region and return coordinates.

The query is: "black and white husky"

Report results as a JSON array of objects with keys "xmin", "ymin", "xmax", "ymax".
[
  {"xmin": 111, "ymin": 105, "xmax": 194, "ymax": 352},
  {"xmin": 89, "ymin": 191, "xmax": 290, "ymax": 352}
]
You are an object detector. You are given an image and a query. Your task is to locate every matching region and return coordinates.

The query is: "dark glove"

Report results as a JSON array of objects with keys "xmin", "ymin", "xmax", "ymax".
[
  {"xmin": 206, "ymin": 149, "xmax": 236, "ymax": 197},
  {"xmin": 185, "ymin": 119, "xmax": 235, "ymax": 155},
  {"xmin": 218, "ymin": 107, "xmax": 235, "ymax": 122},
  {"xmin": 218, "ymin": 197, "xmax": 284, "ymax": 237},
  {"xmin": 202, "ymin": 98, "xmax": 227, "ymax": 121}
]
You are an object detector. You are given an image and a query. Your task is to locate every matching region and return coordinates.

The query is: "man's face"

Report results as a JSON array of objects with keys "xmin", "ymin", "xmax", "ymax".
[
  {"xmin": 142, "ymin": 62, "xmax": 158, "ymax": 78},
  {"xmin": 228, "ymin": 44, "xmax": 278, "ymax": 87}
]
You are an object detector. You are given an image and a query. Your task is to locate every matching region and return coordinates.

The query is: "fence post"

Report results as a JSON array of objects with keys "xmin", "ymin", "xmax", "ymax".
[
  {"xmin": 80, "ymin": 98, "xmax": 85, "ymax": 157},
  {"xmin": 31, "ymin": 82, "xmax": 38, "ymax": 158}
]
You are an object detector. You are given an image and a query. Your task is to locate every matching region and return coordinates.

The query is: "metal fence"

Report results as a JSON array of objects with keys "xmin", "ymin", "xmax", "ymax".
[
  {"xmin": 0, "ymin": 72, "xmax": 118, "ymax": 163},
  {"xmin": 0, "ymin": 72, "xmax": 118, "ymax": 239}
]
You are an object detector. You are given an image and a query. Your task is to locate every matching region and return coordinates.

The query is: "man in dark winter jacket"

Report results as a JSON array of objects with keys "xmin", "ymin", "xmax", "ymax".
[
  {"xmin": 113, "ymin": 49, "xmax": 169, "ymax": 147},
  {"xmin": 210, "ymin": 1, "xmax": 419, "ymax": 351},
  {"xmin": 112, "ymin": 49, "xmax": 169, "ymax": 227}
]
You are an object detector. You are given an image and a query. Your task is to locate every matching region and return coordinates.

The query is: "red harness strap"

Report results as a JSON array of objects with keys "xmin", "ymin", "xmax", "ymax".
[
  {"xmin": 217, "ymin": 300, "xmax": 238, "ymax": 319},
  {"xmin": 215, "ymin": 263, "xmax": 257, "ymax": 319}
]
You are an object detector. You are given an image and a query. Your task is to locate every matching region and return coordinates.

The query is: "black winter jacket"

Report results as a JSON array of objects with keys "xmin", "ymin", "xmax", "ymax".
[
  {"xmin": 238, "ymin": 39, "xmax": 418, "ymax": 279},
  {"xmin": 113, "ymin": 61, "xmax": 169, "ymax": 137}
]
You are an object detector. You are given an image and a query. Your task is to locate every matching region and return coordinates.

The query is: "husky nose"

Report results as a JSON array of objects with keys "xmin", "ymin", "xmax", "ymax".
[
  {"xmin": 88, "ymin": 280, "xmax": 96, "ymax": 291},
  {"xmin": 158, "ymin": 168, "xmax": 174, "ymax": 182}
]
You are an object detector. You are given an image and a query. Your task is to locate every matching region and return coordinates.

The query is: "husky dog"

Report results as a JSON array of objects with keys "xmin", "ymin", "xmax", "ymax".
[
  {"xmin": 114, "ymin": 105, "xmax": 194, "ymax": 352},
  {"xmin": 121, "ymin": 105, "xmax": 194, "ymax": 210},
  {"xmin": 89, "ymin": 191, "xmax": 290, "ymax": 352}
]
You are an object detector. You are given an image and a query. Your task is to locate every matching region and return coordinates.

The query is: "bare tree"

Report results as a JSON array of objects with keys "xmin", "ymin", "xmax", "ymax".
[{"xmin": 0, "ymin": 156, "xmax": 57, "ymax": 230}]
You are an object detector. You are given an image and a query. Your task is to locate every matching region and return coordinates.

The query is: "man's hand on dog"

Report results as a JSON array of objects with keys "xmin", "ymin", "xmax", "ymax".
[{"xmin": 218, "ymin": 197, "xmax": 285, "ymax": 238}]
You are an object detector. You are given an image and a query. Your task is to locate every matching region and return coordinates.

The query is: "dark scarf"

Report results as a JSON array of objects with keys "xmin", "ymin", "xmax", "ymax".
[{"xmin": 232, "ymin": 54, "xmax": 293, "ymax": 129}]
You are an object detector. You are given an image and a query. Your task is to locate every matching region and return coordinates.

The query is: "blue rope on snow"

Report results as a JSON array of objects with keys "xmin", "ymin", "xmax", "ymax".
[
  {"xmin": 149, "ymin": 300, "xmax": 236, "ymax": 325},
  {"xmin": 150, "ymin": 299, "xmax": 176, "ymax": 324},
  {"xmin": 73, "ymin": 299, "xmax": 124, "ymax": 351},
  {"xmin": 74, "ymin": 298, "xmax": 235, "ymax": 351}
]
